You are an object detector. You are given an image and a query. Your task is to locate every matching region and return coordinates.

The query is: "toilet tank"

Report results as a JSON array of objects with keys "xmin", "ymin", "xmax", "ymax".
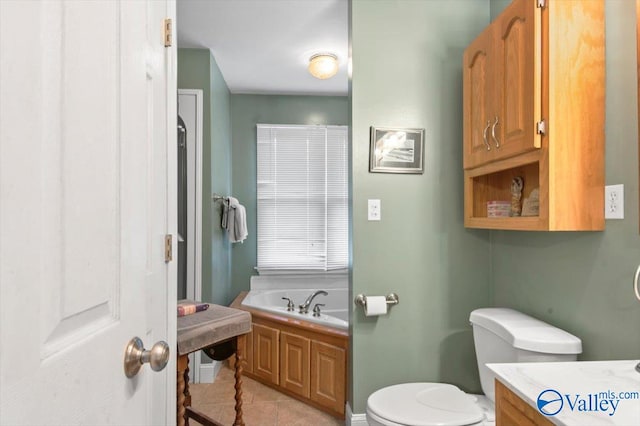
[{"xmin": 469, "ymin": 308, "xmax": 582, "ymax": 402}]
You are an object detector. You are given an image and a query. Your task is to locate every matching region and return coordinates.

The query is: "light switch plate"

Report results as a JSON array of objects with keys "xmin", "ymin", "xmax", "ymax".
[
  {"xmin": 368, "ymin": 199, "xmax": 381, "ymax": 221},
  {"xmin": 605, "ymin": 184, "xmax": 624, "ymax": 219}
]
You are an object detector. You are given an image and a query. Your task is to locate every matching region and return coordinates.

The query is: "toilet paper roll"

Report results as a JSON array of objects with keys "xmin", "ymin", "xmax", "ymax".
[{"xmin": 364, "ymin": 296, "xmax": 388, "ymax": 317}]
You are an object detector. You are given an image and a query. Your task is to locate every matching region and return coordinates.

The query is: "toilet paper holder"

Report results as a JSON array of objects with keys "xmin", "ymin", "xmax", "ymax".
[{"xmin": 354, "ymin": 293, "xmax": 399, "ymax": 310}]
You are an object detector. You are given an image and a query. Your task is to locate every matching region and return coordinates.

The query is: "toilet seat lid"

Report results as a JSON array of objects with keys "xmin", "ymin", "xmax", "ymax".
[{"xmin": 367, "ymin": 383, "xmax": 485, "ymax": 426}]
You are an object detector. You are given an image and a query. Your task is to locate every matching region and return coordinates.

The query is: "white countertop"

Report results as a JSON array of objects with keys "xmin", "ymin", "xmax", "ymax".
[{"xmin": 488, "ymin": 360, "xmax": 640, "ymax": 426}]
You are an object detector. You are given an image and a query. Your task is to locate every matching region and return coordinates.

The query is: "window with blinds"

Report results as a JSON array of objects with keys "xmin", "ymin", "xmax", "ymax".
[{"xmin": 257, "ymin": 124, "xmax": 348, "ymax": 272}]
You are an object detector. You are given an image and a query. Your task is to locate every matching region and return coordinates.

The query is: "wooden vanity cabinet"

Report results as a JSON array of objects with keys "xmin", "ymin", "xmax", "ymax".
[
  {"xmin": 463, "ymin": 0, "xmax": 605, "ymax": 231},
  {"xmin": 495, "ymin": 380, "xmax": 553, "ymax": 426},
  {"xmin": 277, "ymin": 335, "xmax": 346, "ymax": 408},
  {"xmin": 243, "ymin": 326, "xmax": 253, "ymax": 374},
  {"xmin": 310, "ymin": 341, "xmax": 346, "ymax": 415},
  {"xmin": 245, "ymin": 321, "xmax": 347, "ymax": 417},
  {"xmin": 232, "ymin": 292, "xmax": 348, "ymax": 418},
  {"xmin": 252, "ymin": 323, "xmax": 279, "ymax": 385},
  {"xmin": 280, "ymin": 332, "xmax": 310, "ymax": 398}
]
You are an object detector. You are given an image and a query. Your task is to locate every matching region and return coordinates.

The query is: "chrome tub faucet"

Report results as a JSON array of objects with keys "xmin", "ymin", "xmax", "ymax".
[{"xmin": 299, "ymin": 290, "xmax": 328, "ymax": 314}]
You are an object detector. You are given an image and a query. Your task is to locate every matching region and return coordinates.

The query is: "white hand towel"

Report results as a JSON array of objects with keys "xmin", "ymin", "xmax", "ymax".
[
  {"xmin": 225, "ymin": 197, "xmax": 236, "ymax": 237},
  {"xmin": 221, "ymin": 198, "xmax": 229, "ymax": 229},
  {"xmin": 233, "ymin": 203, "xmax": 248, "ymax": 243},
  {"xmin": 224, "ymin": 197, "xmax": 248, "ymax": 243}
]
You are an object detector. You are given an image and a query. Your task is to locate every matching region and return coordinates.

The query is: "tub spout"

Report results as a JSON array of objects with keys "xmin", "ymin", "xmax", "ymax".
[{"xmin": 299, "ymin": 290, "xmax": 328, "ymax": 314}]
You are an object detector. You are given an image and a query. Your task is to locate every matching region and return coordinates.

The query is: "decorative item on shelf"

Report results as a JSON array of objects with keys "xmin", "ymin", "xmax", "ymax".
[
  {"xmin": 487, "ymin": 201, "xmax": 511, "ymax": 218},
  {"xmin": 521, "ymin": 187, "xmax": 540, "ymax": 217},
  {"xmin": 510, "ymin": 176, "xmax": 524, "ymax": 217},
  {"xmin": 369, "ymin": 127, "xmax": 425, "ymax": 174}
]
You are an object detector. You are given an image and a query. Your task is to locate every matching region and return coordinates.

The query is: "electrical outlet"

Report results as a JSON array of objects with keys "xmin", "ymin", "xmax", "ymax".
[
  {"xmin": 605, "ymin": 184, "xmax": 624, "ymax": 219},
  {"xmin": 368, "ymin": 199, "xmax": 381, "ymax": 221}
]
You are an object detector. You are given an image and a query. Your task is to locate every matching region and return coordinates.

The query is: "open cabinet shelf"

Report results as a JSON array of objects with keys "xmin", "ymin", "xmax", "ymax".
[{"xmin": 465, "ymin": 152, "xmax": 547, "ymax": 231}]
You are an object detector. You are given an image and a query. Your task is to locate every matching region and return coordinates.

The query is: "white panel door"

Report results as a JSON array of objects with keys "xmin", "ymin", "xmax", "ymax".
[{"xmin": 0, "ymin": 0, "xmax": 177, "ymax": 424}]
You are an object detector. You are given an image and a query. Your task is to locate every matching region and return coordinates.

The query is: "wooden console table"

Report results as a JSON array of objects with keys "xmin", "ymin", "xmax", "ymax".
[{"xmin": 177, "ymin": 303, "xmax": 252, "ymax": 426}]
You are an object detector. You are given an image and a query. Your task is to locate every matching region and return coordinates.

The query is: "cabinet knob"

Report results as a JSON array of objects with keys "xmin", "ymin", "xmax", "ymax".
[
  {"xmin": 491, "ymin": 116, "xmax": 501, "ymax": 148},
  {"xmin": 483, "ymin": 120, "xmax": 491, "ymax": 151}
]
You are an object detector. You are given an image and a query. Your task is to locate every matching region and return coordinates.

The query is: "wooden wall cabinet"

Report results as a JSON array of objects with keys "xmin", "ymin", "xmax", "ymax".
[
  {"xmin": 464, "ymin": 0, "xmax": 540, "ymax": 170},
  {"xmin": 463, "ymin": 0, "xmax": 605, "ymax": 231},
  {"xmin": 464, "ymin": 25, "xmax": 493, "ymax": 169}
]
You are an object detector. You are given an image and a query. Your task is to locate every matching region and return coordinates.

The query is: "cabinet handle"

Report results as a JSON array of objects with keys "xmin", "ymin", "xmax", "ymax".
[
  {"xmin": 491, "ymin": 116, "xmax": 500, "ymax": 148},
  {"xmin": 482, "ymin": 120, "xmax": 491, "ymax": 151}
]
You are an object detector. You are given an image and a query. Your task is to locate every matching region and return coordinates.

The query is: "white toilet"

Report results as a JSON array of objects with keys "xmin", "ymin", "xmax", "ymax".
[{"xmin": 366, "ymin": 308, "xmax": 582, "ymax": 426}]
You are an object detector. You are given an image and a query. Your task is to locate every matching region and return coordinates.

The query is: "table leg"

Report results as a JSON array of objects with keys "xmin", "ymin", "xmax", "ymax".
[
  {"xmin": 233, "ymin": 335, "xmax": 245, "ymax": 426},
  {"xmin": 184, "ymin": 356, "xmax": 191, "ymax": 426},
  {"xmin": 177, "ymin": 354, "xmax": 189, "ymax": 426}
]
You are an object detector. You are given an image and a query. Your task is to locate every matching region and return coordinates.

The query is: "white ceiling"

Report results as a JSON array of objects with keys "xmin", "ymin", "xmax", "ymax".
[{"xmin": 177, "ymin": 0, "xmax": 349, "ymax": 96}]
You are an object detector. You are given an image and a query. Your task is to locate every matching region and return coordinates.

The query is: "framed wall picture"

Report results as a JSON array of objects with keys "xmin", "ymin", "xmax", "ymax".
[{"xmin": 369, "ymin": 127, "xmax": 425, "ymax": 174}]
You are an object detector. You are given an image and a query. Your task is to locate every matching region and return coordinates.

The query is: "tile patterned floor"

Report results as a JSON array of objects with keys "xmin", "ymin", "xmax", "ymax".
[{"xmin": 188, "ymin": 364, "xmax": 344, "ymax": 426}]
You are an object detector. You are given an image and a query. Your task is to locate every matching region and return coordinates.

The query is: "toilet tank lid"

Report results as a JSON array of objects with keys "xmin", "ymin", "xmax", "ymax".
[{"xmin": 469, "ymin": 308, "xmax": 582, "ymax": 354}]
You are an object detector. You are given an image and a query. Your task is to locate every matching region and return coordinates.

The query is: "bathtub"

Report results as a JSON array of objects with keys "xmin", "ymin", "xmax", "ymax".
[
  {"xmin": 240, "ymin": 287, "xmax": 348, "ymax": 330},
  {"xmin": 231, "ymin": 279, "xmax": 349, "ymax": 418}
]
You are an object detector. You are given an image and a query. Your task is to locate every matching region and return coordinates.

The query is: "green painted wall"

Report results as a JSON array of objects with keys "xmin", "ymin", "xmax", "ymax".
[
  {"xmin": 209, "ymin": 52, "xmax": 233, "ymax": 306},
  {"xmin": 229, "ymin": 95, "xmax": 349, "ymax": 300},
  {"xmin": 350, "ymin": 0, "xmax": 492, "ymax": 413},
  {"xmin": 178, "ymin": 48, "xmax": 232, "ymax": 306},
  {"xmin": 489, "ymin": 0, "xmax": 511, "ymax": 21},
  {"xmin": 489, "ymin": 0, "xmax": 640, "ymax": 359}
]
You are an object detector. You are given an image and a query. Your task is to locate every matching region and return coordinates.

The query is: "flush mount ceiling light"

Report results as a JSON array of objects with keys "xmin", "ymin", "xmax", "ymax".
[{"xmin": 308, "ymin": 53, "xmax": 339, "ymax": 80}]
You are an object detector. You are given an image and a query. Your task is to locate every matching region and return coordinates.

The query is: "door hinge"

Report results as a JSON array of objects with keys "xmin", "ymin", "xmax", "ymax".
[
  {"xmin": 536, "ymin": 120, "xmax": 546, "ymax": 135},
  {"xmin": 537, "ymin": 0, "xmax": 546, "ymax": 8},
  {"xmin": 164, "ymin": 234, "xmax": 173, "ymax": 263},
  {"xmin": 163, "ymin": 18, "xmax": 172, "ymax": 47}
]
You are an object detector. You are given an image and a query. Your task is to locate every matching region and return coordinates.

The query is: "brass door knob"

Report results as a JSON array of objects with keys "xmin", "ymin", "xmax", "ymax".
[{"xmin": 123, "ymin": 337, "xmax": 170, "ymax": 378}]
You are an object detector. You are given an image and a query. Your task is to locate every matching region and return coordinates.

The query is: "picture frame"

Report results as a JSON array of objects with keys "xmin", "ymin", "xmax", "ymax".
[{"xmin": 369, "ymin": 126, "xmax": 425, "ymax": 174}]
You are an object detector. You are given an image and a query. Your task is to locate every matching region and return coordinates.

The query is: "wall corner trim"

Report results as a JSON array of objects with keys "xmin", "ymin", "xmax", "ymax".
[{"xmin": 346, "ymin": 403, "xmax": 368, "ymax": 426}]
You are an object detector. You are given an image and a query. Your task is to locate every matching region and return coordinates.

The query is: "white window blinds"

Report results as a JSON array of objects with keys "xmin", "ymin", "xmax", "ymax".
[{"xmin": 257, "ymin": 124, "xmax": 348, "ymax": 271}]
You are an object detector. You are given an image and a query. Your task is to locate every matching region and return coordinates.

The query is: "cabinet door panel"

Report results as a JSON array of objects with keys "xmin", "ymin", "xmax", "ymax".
[
  {"xmin": 493, "ymin": 0, "xmax": 541, "ymax": 161},
  {"xmin": 463, "ymin": 27, "xmax": 494, "ymax": 169},
  {"xmin": 495, "ymin": 380, "xmax": 553, "ymax": 426},
  {"xmin": 280, "ymin": 332, "xmax": 310, "ymax": 398},
  {"xmin": 240, "ymin": 329, "xmax": 253, "ymax": 375},
  {"xmin": 253, "ymin": 323, "xmax": 279, "ymax": 385},
  {"xmin": 310, "ymin": 341, "xmax": 346, "ymax": 415}
]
